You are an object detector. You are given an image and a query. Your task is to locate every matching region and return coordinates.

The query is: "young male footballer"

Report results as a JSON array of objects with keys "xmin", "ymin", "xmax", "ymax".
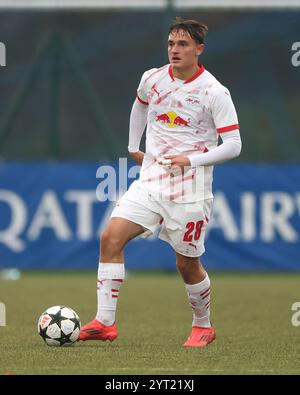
[{"xmin": 79, "ymin": 17, "xmax": 241, "ymax": 347}]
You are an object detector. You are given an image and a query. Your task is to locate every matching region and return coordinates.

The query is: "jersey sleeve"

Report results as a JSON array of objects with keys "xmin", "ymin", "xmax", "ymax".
[
  {"xmin": 211, "ymin": 87, "xmax": 239, "ymax": 133},
  {"xmin": 136, "ymin": 68, "xmax": 157, "ymax": 105}
]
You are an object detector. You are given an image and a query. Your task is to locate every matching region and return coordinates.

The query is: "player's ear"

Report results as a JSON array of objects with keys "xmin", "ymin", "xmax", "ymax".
[{"xmin": 196, "ymin": 43, "xmax": 205, "ymax": 56}]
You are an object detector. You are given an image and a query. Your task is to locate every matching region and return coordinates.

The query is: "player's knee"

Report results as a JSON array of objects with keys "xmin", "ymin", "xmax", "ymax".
[
  {"xmin": 176, "ymin": 256, "xmax": 200, "ymax": 273},
  {"xmin": 176, "ymin": 258, "xmax": 189, "ymax": 273},
  {"xmin": 100, "ymin": 230, "xmax": 123, "ymax": 256}
]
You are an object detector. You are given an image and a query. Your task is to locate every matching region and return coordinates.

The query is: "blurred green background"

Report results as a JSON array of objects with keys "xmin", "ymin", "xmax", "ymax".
[{"xmin": 0, "ymin": 7, "xmax": 300, "ymax": 161}]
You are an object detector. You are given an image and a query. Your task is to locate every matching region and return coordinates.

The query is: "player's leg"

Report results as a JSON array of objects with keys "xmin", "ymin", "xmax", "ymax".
[
  {"xmin": 159, "ymin": 198, "xmax": 215, "ymax": 347},
  {"xmin": 100, "ymin": 217, "xmax": 145, "ymax": 262},
  {"xmin": 79, "ymin": 180, "xmax": 162, "ymax": 342},
  {"xmin": 175, "ymin": 254, "xmax": 211, "ymax": 329},
  {"xmin": 176, "ymin": 253, "xmax": 215, "ymax": 347},
  {"xmin": 79, "ymin": 217, "xmax": 144, "ymax": 342},
  {"xmin": 96, "ymin": 217, "xmax": 145, "ymax": 327},
  {"xmin": 175, "ymin": 253, "xmax": 207, "ymax": 284}
]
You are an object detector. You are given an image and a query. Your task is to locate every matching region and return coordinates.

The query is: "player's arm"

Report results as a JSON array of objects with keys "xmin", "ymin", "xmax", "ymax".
[
  {"xmin": 160, "ymin": 88, "xmax": 241, "ymax": 169},
  {"xmin": 128, "ymin": 98, "xmax": 148, "ymax": 165},
  {"xmin": 187, "ymin": 87, "xmax": 241, "ymax": 167},
  {"xmin": 159, "ymin": 132, "xmax": 241, "ymax": 170},
  {"xmin": 187, "ymin": 130, "xmax": 241, "ymax": 167}
]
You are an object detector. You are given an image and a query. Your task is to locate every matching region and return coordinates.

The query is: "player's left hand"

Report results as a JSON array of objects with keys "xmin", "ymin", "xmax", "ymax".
[{"xmin": 158, "ymin": 155, "xmax": 191, "ymax": 172}]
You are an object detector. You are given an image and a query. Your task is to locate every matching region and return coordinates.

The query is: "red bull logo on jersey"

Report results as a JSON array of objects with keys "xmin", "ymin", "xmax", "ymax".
[{"xmin": 156, "ymin": 111, "xmax": 190, "ymax": 128}]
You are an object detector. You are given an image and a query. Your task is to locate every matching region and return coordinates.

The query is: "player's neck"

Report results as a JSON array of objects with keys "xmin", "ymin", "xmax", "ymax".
[{"xmin": 172, "ymin": 64, "xmax": 200, "ymax": 81}]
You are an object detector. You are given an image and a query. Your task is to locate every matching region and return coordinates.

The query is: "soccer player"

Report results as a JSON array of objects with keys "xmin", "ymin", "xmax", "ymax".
[{"xmin": 79, "ymin": 18, "xmax": 241, "ymax": 347}]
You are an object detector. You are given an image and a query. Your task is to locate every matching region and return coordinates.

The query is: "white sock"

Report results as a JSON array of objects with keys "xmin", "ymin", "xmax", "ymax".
[
  {"xmin": 185, "ymin": 274, "xmax": 211, "ymax": 328},
  {"xmin": 96, "ymin": 262, "xmax": 125, "ymax": 326}
]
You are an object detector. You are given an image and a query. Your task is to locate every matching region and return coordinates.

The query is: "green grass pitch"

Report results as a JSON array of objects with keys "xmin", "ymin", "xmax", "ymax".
[{"xmin": 1, "ymin": 271, "xmax": 300, "ymax": 375}]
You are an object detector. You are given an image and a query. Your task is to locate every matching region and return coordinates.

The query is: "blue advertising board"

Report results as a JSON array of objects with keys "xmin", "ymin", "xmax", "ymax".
[{"xmin": 0, "ymin": 162, "xmax": 299, "ymax": 271}]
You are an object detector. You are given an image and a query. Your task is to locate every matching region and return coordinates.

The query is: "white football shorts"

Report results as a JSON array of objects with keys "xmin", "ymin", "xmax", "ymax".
[{"xmin": 111, "ymin": 180, "xmax": 213, "ymax": 257}]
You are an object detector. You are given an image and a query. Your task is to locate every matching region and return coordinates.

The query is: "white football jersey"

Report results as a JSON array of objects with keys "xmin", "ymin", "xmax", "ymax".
[{"xmin": 137, "ymin": 64, "xmax": 239, "ymax": 203}]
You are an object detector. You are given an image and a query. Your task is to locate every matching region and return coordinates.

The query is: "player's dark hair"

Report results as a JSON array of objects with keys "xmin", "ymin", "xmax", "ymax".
[{"xmin": 168, "ymin": 17, "xmax": 208, "ymax": 44}]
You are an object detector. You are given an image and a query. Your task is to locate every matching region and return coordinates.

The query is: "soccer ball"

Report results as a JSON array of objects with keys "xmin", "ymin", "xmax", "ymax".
[{"xmin": 37, "ymin": 305, "xmax": 81, "ymax": 346}]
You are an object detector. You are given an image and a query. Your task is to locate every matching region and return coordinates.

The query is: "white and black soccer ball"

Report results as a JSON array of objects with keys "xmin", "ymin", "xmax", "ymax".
[{"xmin": 38, "ymin": 305, "xmax": 81, "ymax": 347}]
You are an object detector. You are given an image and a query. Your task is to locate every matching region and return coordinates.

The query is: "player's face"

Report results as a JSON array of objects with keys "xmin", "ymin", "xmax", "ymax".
[{"xmin": 168, "ymin": 30, "xmax": 204, "ymax": 71}]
